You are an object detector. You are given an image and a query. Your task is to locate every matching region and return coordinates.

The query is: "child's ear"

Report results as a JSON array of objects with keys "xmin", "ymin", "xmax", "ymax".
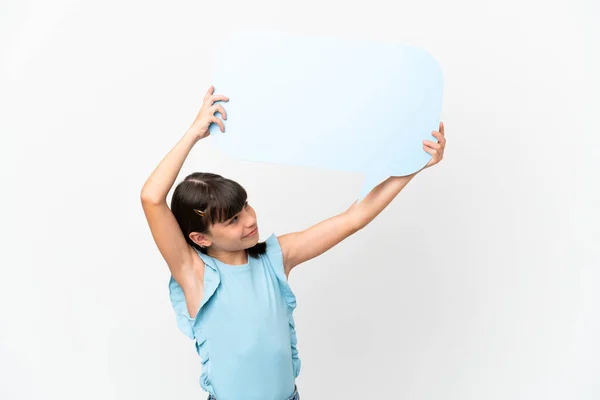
[{"xmin": 189, "ymin": 232, "xmax": 209, "ymax": 247}]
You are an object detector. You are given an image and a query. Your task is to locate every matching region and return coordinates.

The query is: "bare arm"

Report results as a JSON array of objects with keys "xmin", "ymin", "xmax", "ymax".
[
  {"xmin": 140, "ymin": 85, "xmax": 228, "ymax": 280},
  {"xmin": 140, "ymin": 131, "xmax": 203, "ymax": 278},
  {"xmin": 348, "ymin": 172, "xmax": 420, "ymax": 230},
  {"xmin": 141, "ymin": 85, "xmax": 228, "ymax": 202},
  {"xmin": 279, "ymin": 122, "xmax": 447, "ymax": 275},
  {"xmin": 279, "ymin": 172, "xmax": 419, "ymax": 276},
  {"xmin": 140, "ymin": 131, "xmax": 201, "ymax": 202}
]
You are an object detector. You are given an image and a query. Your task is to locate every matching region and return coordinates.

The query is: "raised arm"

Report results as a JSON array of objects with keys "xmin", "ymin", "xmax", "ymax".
[
  {"xmin": 278, "ymin": 122, "xmax": 446, "ymax": 276},
  {"xmin": 140, "ymin": 132, "xmax": 204, "ymax": 278},
  {"xmin": 140, "ymin": 85, "xmax": 228, "ymax": 281},
  {"xmin": 278, "ymin": 172, "xmax": 419, "ymax": 277}
]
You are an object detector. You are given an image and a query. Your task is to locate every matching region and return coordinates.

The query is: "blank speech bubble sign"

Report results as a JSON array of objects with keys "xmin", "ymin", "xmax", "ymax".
[{"xmin": 208, "ymin": 31, "xmax": 444, "ymax": 202}]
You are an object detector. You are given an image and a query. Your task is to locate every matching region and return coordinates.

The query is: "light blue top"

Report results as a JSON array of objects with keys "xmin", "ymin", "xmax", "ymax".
[{"xmin": 168, "ymin": 233, "xmax": 301, "ymax": 400}]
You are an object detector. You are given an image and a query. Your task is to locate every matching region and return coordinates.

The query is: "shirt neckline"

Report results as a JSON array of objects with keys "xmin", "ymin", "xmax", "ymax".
[{"xmin": 210, "ymin": 254, "xmax": 252, "ymax": 272}]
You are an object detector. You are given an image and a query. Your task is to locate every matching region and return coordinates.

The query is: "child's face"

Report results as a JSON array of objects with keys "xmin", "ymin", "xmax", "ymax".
[{"xmin": 207, "ymin": 202, "xmax": 259, "ymax": 250}]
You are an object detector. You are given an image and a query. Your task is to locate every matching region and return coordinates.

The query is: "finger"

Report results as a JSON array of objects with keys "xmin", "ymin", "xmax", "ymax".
[
  {"xmin": 432, "ymin": 131, "xmax": 446, "ymax": 144},
  {"xmin": 423, "ymin": 145, "xmax": 438, "ymax": 156},
  {"xmin": 439, "ymin": 121, "xmax": 444, "ymax": 135},
  {"xmin": 423, "ymin": 140, "xmax": 441, "ymax": 150},
  {"xmin": 211, "ymin": 94, "xmax": 229, "ymax": 102},
  {"xmin": 204, "ymin": 85, "xmax": 215, "ymax": 100},
  {"xmin": 206, "ymin": 94, "xmax": 229, "ymax": 109},
  {"xmin": 211, "ymin": 116, "xmax": 225, "ymax": 132},
  {"xmin": 211, "ymin": 104, "xmax": 227, "ymax": 120}
]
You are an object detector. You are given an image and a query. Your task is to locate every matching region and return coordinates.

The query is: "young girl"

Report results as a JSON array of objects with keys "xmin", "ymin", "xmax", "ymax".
[{"xmin": 141, "ymin": 85, "xmax": 446, "ymax": 400}]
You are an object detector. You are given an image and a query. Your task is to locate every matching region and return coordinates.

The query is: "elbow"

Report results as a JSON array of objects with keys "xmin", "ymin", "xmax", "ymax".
[
  {"xmin": 353, "ymin": 217, "xmax": 367, "ymax": 232},
  {"xmin": 344, "ymin": 208, "xmax": 367, "ymax": 232},
  {"xmin": 344, "ymin": 203, "xmax": 367, "ymax": 232},
  {"xmin": 140, "ymin": 190, "xmax": 164, "ymax": 205}
]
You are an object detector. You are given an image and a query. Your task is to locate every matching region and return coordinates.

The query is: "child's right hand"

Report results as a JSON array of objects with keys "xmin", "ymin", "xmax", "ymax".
[{"xmin": 187, "ymin": 85, "xmax": 229, "ymax": 140}]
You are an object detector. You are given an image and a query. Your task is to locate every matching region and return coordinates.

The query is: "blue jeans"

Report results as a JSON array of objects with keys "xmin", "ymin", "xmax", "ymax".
[{"xmin": 207, "ymin": 384, "xmax": 300, "ymax": 400}]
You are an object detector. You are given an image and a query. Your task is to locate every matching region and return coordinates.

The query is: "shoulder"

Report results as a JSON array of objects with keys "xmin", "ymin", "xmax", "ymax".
[
  {"xmin": 267, "ymin": 233, "xmax": 293, "ymax": 278},
  {"xmin": 256, "ymin": 233, "xmax": 289, "ymax": 278},
  {"xmin": 264, "ymin": 233, "xmax": 282, "ymax": 260}
]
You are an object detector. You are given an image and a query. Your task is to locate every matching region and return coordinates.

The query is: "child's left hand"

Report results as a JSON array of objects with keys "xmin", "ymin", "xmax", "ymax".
[{"xmin": 423, "ymin": 122, "xmax": 446, "ymax": 169}]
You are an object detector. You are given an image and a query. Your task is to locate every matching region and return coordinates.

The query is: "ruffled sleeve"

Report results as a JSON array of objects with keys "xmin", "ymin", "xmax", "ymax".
[
  {"xmin": 167, "ymin": 249, "xmax": 221, "ymax": 394},
  {"xmin": 168, "ymin": 255, "xmax": 221, "ymax": 339},
  {"xmin": 168, "ymin": 276, "xmax": 195, "ymax": 339},
  {"xmin": 264, "ymin": 233, "xmax": 302, "ymax": 377}
]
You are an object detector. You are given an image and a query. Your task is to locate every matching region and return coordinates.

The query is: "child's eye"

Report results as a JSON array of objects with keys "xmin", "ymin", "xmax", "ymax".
[{"xmin": 230, "ymin": 202, "xmax": 248, "ymax": 225}]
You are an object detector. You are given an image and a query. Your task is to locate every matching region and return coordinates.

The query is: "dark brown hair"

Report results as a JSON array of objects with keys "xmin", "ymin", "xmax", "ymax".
[{"xmin": 170, "ymin": 172, "xmax": 267, "ymax": 258}]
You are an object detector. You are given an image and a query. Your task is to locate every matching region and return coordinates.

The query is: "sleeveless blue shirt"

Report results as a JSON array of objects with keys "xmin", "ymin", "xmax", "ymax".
[{"xmin": 168, "ymin": 233, "xmax": 301, "ymax": 400}]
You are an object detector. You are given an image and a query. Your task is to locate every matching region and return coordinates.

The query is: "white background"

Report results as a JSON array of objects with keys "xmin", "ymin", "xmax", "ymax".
[{"xmin": 1, "ymin": 0, "xmax": 598, "ymax": 399}]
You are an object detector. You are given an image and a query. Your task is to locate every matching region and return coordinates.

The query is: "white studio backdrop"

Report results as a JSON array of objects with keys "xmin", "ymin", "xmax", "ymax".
[{"xmin": 1, "ymin": 0, "xmax": 598, "ymax": 399}]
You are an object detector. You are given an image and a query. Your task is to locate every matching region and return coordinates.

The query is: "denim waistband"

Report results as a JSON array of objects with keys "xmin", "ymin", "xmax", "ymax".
[{"xmin": 207, "ymin": 384, "xmax": 299, "ymax": 400}]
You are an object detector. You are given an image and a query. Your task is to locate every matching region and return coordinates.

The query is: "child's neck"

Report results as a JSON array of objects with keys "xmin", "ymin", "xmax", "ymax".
[{"xmin": 208, "ymin": 248, "xmax": 248, "ymax": 265}]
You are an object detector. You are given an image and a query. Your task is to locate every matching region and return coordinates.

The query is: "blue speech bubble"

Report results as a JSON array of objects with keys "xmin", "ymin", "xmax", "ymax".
[{"xmin": 208, "ymin": 31, "xmax": 443, "ymax": 202}]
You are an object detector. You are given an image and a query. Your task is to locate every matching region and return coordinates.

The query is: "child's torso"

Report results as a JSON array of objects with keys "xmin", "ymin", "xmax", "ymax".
[{"xmin": 199, "ymin": 254, "xmax": 296, "ymax": 400}]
